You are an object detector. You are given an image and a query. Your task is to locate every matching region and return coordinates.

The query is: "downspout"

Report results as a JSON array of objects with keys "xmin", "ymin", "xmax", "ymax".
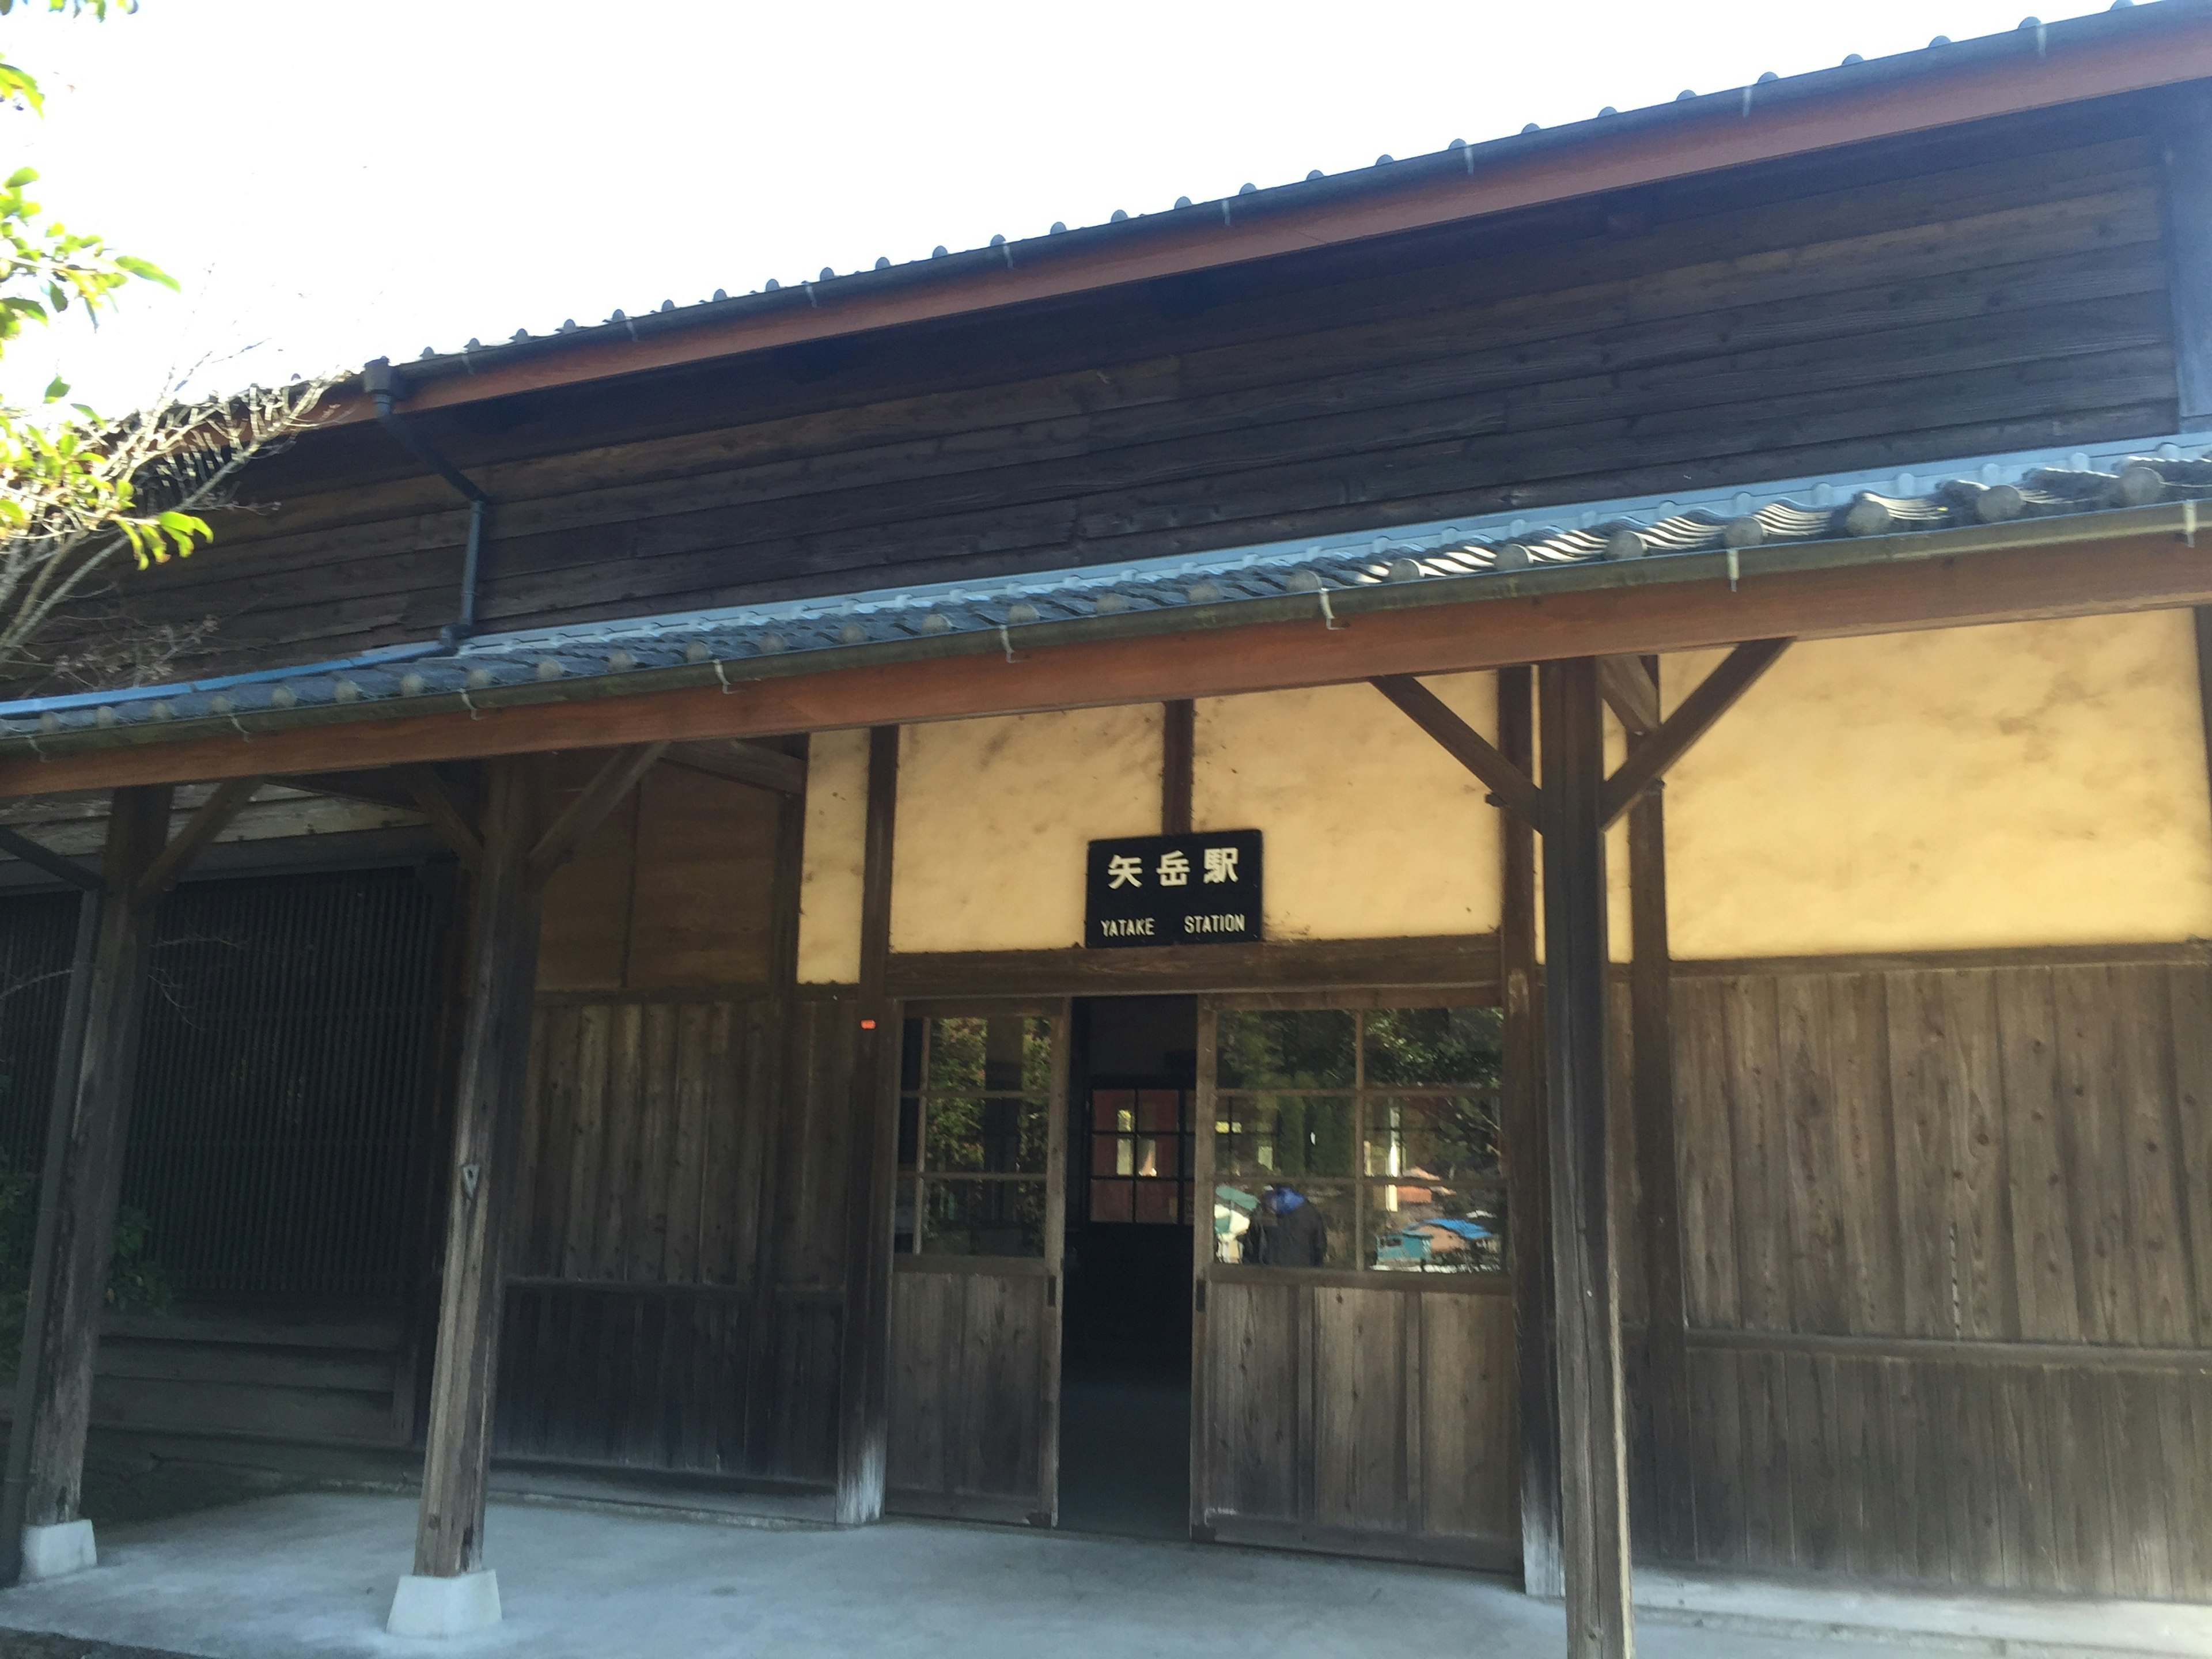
[{"xmin": 363, "ymin": 359, "xmax": 491, "ymax": 650}]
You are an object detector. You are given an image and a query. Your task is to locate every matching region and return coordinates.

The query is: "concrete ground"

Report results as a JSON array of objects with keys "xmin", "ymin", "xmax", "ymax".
[{"xmin": 0, "ymin": 1490, "xmax": 2204, "ymax": 1659}]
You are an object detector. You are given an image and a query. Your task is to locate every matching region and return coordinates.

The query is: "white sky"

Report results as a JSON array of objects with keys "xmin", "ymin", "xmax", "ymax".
[{"xmin": 0, "ymin": 0, "xmax": 2127, "ymax": 411}]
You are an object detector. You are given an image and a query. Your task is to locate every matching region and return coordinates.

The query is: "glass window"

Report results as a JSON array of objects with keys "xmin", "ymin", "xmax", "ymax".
[
  {"xmin": 903, "ymin": 1014, "xmax": 1054, "ymax": 1259},
  {"xmin": 1216, "ymin": 1009, "xmax": 1354, "ymax": 1089},
  {"xmin": 1209, "ymin": 1005, "xmax": 1506, "ymax": 1278},
  {"xmin": 1084, "ymin": 1084, "xmax": 1194, "ymax": 1227}
]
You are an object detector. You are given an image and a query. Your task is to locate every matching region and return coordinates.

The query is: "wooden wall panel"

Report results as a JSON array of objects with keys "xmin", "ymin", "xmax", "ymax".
[
  {"xmin": 884, "ymin": 1271, "xmax": 1050, "ymax": 1516},
  {"xmin": 493, "ymin": 991, "xmax": 859, "ymax": 1486},
  {"xmin": 1647, "ymin": 956, "xmax": 2212, "ymax": 1601},
  {"xmin": 1199, "ymin": 1279, "xmax": 1517, "ymax": 1567}
]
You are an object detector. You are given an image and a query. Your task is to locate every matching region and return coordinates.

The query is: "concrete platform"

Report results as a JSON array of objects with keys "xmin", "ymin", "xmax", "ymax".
[{"xmin": 0, "ymin": 1490, "xmax": 2199, "ymax": 1658}]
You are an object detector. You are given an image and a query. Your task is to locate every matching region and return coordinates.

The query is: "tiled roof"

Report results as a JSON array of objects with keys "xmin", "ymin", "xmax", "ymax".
[{"xmin": 4, "ymin": 430, "xmax": 2206, "ymax": 747}]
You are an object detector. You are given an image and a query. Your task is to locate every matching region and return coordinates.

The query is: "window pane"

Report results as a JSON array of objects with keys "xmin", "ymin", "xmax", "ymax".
[
  {"xmin": 895, "ymin": 1176, "xmax": 917, "ymax": 1255},
  {"xmin": 1136, "ymin": 1089, "xmax": 1183, "ymax": 1134},
  {"xmin": 1133, "ymin": 1180, "xmax": 1180, "ymax": 1225},
  {"xmin": 1212, "ymin": 1180, "xmax": 1352, "ymax": 1268},
  {"xmin": 897, "ymin": 1094, "xmax": 919, "ymax": 1172},
  {"xmin": 1092, "ymin": 1088, "xmax": 1134, "ymax": 1131},
  {"xmin": 1214, "ymin": 1092, "xmax": 1354, "ymax": 1178},
  {"xmin": 1362, "ymin": 1006, "xmax": 1503, "ymax": 1088},
  {"xmin": 1217, "ymin": 1009, "xmax": 1354, "ymax": 1088},
  {"xmin": 1363, "ymin": 1094, "xmax": 1502, "ymax": 1183},
  {"xmin": 900, "ymin": 1020, "xmax": 925, "ymax": 1091},
  {"xmin": 925, "ymin": 1095, "xmax": 1049, "ymax": 1174},
  {"xmin": 921, "ymin": 1178, "xmax": 1046, "ymax": 1257},
  {"xmin": 1091, "ymin": 1179, "xmax": 1133, "ymax": 1223},
  {"xmin": 1368, "ymin": 1181, "xmax": 1507, "ymax": 1273},
  {"xmin": 925, "ymin": 1015, "xmax": 1054, "ymax": 1093}
]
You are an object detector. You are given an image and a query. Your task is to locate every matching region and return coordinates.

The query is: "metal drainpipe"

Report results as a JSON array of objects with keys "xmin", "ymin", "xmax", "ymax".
[{"xmin": 363, "ymin": 359, "xmax": 491, "ymax": 650}]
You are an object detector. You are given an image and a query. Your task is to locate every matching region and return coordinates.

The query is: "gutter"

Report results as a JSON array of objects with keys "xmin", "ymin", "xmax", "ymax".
[
  {"xmin": 363, "ymin": 360, "xmax": 490, "ymax": 648},
  {"xmin": 4, "ymin": 497, "xmax": 2199, "ymax": 763}
]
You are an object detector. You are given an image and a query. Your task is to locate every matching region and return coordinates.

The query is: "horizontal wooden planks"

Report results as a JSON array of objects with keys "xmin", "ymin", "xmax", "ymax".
[{"xmin": 70, "ymin": 123, "xmax": 2179, "ymax": 679}]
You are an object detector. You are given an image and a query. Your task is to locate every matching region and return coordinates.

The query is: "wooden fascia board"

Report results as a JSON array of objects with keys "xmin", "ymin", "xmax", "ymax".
[
  {"xmin": 313, "ymin": 20, "xmax": 2212, "ymax": 425},
  {"xmin": 3, "ymin": 522, "xmax": 2207, "ymax": 800}
]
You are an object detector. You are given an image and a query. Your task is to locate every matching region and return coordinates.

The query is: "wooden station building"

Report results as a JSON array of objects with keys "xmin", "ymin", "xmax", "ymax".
[{"xmin": 2, "ymin": 9, "xmax": 2212, "ymax": 1650}]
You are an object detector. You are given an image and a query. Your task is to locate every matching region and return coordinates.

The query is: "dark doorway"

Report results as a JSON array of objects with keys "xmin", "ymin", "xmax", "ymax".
[{"xmin": 1056, "ymin": 995, "xmax": 1196, "ymax": 1539}]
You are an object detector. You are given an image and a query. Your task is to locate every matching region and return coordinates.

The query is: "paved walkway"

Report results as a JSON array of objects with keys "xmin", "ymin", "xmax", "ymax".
[{"xmin": 0, "ymin": 1490, "xmax": 2199, "ymax": 1659}]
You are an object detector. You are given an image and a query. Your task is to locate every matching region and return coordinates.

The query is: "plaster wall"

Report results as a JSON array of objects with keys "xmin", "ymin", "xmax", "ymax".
[
  {"xmin": 1660, "ymin": 610, "xmax": 2212, "ymax": 957},
  {"xmin": 1194, "ymin": 676, "xmax": 1503, "ymax": 941},
  {"xmin": 796, "ymin": 726, "xmax": 870, "ymax": 983},
  {"xmin": 890, "ymin": 705, "xmax": 1162, "ymax": 954}
]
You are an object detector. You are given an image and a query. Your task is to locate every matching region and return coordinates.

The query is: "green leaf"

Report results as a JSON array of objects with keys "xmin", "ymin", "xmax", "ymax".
[
  {"xmin": 110, "ymin": 254, "xmax": 175, "ymax": 290},
  {"xmin": 3, "ymin": 168, "xmax": 36, "ymax": 191},
  {"xmin": 40, "ymin": 373, "xmax": 65, "ymax": 402}
]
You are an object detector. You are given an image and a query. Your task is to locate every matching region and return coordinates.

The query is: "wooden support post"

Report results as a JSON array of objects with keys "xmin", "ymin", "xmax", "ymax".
[
  {"xmin": 1538, "ymin": 659, "xmax": 1634, "ymax": 1658},
  {"xmin": 1161, "ymin": 700, "xmax": 1195, "ymax": 834},
  {"xmin": 1626, "ymin": 661, "xmax": 1695, "ymax": 1563},
  {"xmin": 398, "ymin": 756, "xmax": 546, "ymax": 1626},
  {"xmin": 1498, "ymin": 666, "xmax": 1563, "ymax": 1597},
  {"xmin": 2158, "ymin": 85, "xmax": 2212, "ymax": 429},
  {"xmin": 5, "ymin": 786, "xmax": 170, "ymax": 1581},
  {"xmin": 835, "ymin": 726, "xmax": 900, "ymax": 1525}
]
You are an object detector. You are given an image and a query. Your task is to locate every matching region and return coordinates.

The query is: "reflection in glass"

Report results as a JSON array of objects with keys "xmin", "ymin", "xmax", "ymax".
[
  {"xmin": 922, "ymin": 1178, "xmax": 1046, "ymax": 1257},
  {"xmin": 894, "ymin": 1175, "xmax": 917, "ymax": 1255},
  {"xmin": 1362, "ymin": 1005, "xmax": 1504, "ymax": 1089},
  {"xmin": 1216, "ymin": 1009, "xmax": 1354, "ymax": 1089},
  {"xmin": 1214, "ymin": 1092, "xmax": 1355, "ymax": 1178},
  {"xmin": 923, "ymin": 1094, "xmax": 1049, "ymax": 1175},
  {"xmin": 1211, "ymin": 1180, "xmax": 1352, "ymax": 1268},
  {"xmin": 1367, "ymin": 1181, "xmax": 1507, "ymax": 1272},
  {"xmin": 925, "ymin": 1016, "xmax": 1054, "ymax": 1094},
  {"xmin": 1362, "ymin": 1095, "xmax": 1502, "ymax": 1183}
]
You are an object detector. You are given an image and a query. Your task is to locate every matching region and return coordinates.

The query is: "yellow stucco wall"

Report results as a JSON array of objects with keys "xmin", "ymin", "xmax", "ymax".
[
  {"xmin": 891, "ymin": 706, "xmax": 1162, "ymax": 953},
  {"xmin": 1661, "ymin": 611, "xmax": 2212, "ymax": 957},
  {"xmin": 796, "ymin": 726, "xmax": 870, "ymax": 983},
  {"xmin": 1194, "ymin": 676, "xmax": 1503, "ymax": 941}
]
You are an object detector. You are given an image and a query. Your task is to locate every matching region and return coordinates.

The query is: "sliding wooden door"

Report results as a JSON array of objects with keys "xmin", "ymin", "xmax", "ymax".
[
  {"xmin": 885, "ymin": 1000, "xmax": 1069, "ymax": 1524},
  {"xmin": 1189, "ymin": 992, "xmax": 1520, "ymax": 1567}
]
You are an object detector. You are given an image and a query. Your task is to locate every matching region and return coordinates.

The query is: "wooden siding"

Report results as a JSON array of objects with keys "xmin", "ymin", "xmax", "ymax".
[
  {"xmin": 93, "ymin": 102, "xmax": 2179, "ymax": 681},
  {"xmin": 1628, "ymin": 957, "xmax": 2212, "ymax": 1600},
  {"xmin": 885, "ymin": 1268, "xmax": 1052, "ymax": 1521},
  {"xmin": 1198, "ymin": 1279, "xmax": 1519, "ymax": 1569},
  {"xmin": 491, "ymin": 991, "xmax": 857, "ymax": 1484}
]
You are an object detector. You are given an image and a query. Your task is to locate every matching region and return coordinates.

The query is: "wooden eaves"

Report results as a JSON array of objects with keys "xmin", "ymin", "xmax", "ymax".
[
  {"xmin": 313, "ymin": 6, "xmax": 2212, "ymax": 424},
  {"xmin": 0, "ymin": 502, "xmax": 2205, "ymax": 801}
]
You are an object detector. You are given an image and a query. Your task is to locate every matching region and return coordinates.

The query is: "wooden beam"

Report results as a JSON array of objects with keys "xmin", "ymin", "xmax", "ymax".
[
  {"xmin": 523, "ymin": 742, "xmax": 668, "ymax": 891},
  {"xmin": 1497, "ymin": 666, "xmax": 1563, "ymax": 1598},
  {"xmin": 12, "ymin": 786, "xmax": 171, "ymax": 1558},
  {"xmin": 134, "ymin": 777, "xmax": 262, "ymax": 907},
  {"xmin": 1625, "ymin": 660, "xmax": 1695, "ymax": 1563},
  {"xmin": 836, "ymin": 726, "xmax": 900, "ymax": 1526},
  {"xmin": 661, "ymin": 737, "xmax": 807, "ymax": 796},
  {"xmin": 2158, "ymin": 86, "xmax": 2212, "ymax": 427},
  {"xmin": 1538, "ymin": 659, "xmax": 1634, "ymax": 1658},
  {"xmin": 2195, "ymin": 609, "xmax": 2212, "ymax": 847},
  {"xmin": 0, "ymin": 828, "xmax": 97, "ymax": 892},
  {"xmin": 320, "ymin": 10, "xmax": 2212, "ymax": 423},
  {"xmin": 1371, "ymin": 675, "xmax": 1543, "ymax": 823},
  {"xmin": 1161, "ymin": 700, "xmax": 1195, "ymax": 835},
  {"xmin": 408, "ymin": 756, "xmax": 546, "ymax": 1591},
  {"xmin": 394, "ymin": 764, "xmax": 484, "ymax": 869},
  {"xmin": 1596, "ymin": 656, "xmax": 1660, "ymax": 737},
  {"xmin": 887, "ymin": 933, "xmax": 1499, "ymax": 1001},
  {"xmin": 0, "ymin": 528, "xmax": 2206, "ymax": 801},
  {"xmin": 1598, "ymin": 639, "xmax": 1791, "ymax": 828}
]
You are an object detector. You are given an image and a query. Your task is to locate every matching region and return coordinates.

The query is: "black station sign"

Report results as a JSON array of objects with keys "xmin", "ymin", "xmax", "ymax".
[{"xmin": 1085, "ymin": 830, "xmax": 1264, "ymax": 948}]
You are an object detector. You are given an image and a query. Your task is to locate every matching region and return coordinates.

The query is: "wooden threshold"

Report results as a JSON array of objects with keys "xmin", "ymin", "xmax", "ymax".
[
  {"xmin": 6, "ymin": 524, "xmax": 2209, "ymax": 800},
  {"xmin": 1198, "ymin": 1515, "xmax": 1521, "ymax": 1574},
  {"xmin": 884, "ymin": 934, "xmax": 1501, "ymax": 999},
  {"xmin": 883, "ymin": 1489, "xmax": 1044, "ymax": 1527}
]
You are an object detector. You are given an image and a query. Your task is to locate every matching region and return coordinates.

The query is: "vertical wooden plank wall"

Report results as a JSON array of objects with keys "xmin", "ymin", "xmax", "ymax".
[{"xmin": 1638, "ymin": 954, "xmax": 2212, "ymax": 1601}]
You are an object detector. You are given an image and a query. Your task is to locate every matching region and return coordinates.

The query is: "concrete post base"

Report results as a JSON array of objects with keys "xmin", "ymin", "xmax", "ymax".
[
  {"xmin": 387, "ymin": 1569, "xmax": 501, "ymax": 1638},
  {"xmin": 20, "ymin": 1519, "xmax": 96, "ymax": 1581}
]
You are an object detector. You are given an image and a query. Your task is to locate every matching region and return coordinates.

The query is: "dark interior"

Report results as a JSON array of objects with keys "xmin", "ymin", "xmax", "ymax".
[{"xmin": 1055, "ymin": 995, "xmax": 1197, "ymax": 1540}]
